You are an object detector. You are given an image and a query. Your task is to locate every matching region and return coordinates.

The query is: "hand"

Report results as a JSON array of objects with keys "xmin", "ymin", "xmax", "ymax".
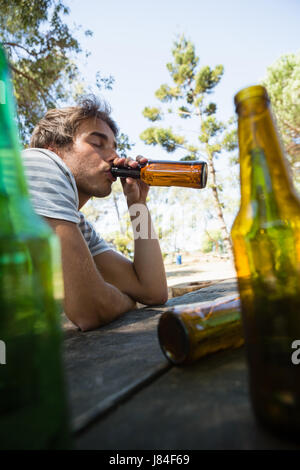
[{"xmin": 113, "ymin": 155, "xmax": 150, "ymax": 206}]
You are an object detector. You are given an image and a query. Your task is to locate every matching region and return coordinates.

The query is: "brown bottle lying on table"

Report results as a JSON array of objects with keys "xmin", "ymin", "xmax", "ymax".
[
  {"xmin": 111, "ymin": 160, "xmax": 208, "ymax": 189},
  {"xmin": 157, "ymin": 295, "xmax": 244, "ymax": 365}
]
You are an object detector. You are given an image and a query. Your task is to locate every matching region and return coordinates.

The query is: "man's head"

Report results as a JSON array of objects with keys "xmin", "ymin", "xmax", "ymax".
[{"xmin": 30, "ymin": 95, "xmax": 119, "ymax": 205}]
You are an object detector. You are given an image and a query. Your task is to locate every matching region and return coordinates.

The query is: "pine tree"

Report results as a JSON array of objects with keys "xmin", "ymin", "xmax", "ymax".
[{"xmin": 140, "ymin": 35, "xmax": 237, "ymax": 253}]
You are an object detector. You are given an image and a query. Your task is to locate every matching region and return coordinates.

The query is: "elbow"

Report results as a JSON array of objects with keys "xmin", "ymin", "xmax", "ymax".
[
  {"xmin": 156, "ymin": 292, "xmax": 169, "ymax": 305},
  {"xmin": 72, "ymin": 316, "xmax": 105, "ymax": 332},
  {"xmin": 142, "ymin": 288, "xmax": 169, "ymax": 306},
  {"xmin": 77, "ymin": 319, "xmax": 103, "ymax": 332},
  {"xmin": 65, "ymin": 306, "xmax": 107, "ymax": 332}
]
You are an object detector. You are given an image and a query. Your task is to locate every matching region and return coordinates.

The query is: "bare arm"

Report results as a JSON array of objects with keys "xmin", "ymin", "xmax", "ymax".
[
  {"xmin": 94, "ymin": 204, "xmax": 168, "ymax": 306},
  {"xmin": 97, "ymin": 155, "xmax": 168, "ymax": 306},
  {"xmin": 46, "ymin": 218, "xmax": 136, "ymax": 331}
]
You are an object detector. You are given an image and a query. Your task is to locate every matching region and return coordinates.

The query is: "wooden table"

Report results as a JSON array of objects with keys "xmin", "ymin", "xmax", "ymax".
[{"xmin": 62, "ymin": 278, "xmax": 300, "ymax": 450}]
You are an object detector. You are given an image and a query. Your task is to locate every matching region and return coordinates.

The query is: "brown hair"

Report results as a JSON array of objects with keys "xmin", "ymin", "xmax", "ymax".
[{"xmin": 30, "ymin": 95, "xmax": 119, "ymax": 149}]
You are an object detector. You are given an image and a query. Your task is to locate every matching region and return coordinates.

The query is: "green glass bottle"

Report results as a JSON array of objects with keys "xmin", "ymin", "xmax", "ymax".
[
  {"xmin": 231, "ymin": 85, "xmax": 300, "ymax": 438},
  {"xmin": 0, "ymin": 45, "xmax": 71, "ymax": 449}
]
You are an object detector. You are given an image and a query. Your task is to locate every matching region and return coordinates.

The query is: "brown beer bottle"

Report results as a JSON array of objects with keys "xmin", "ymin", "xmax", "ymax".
[
  {"xmin": 231, "ymin": 85, "xmax": 300, "ymax": 438},
  {"xmin": 157, "ymin": 295, "xmax": 243, "ymax": 365},
  {"xmin": 111, "ymin": 160, "xmax": 208, "ymax": 189}
]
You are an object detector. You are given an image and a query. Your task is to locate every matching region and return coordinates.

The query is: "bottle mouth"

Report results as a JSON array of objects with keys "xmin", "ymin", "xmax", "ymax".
[
  {"xmin": 157, "ymin": 312, "xmax": 190, "ymax": 365},
  {"xmin": 234, "ymin": 85, "xmax": 269, "ymax": 111},
  {"xmin": 201, "ymin": 162, "xmax": 208, "ymax": 188}
]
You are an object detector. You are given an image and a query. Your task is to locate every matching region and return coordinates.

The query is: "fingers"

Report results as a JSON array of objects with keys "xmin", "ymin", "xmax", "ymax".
[
  {"xmin": 120, "ymin": 176, "xmax": 135, "ymax": 187},
  {"xmin": 113, "ymin": 155, "xmax": 148, "ymax": 167},
  {"xmin": 136, "ymin": 155, "xmax": 148, "ymax": 164}
]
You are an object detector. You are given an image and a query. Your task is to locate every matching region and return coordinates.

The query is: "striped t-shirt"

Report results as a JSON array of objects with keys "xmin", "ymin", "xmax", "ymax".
[{"xmin": 22, "ymin": 148, "xmax": 111, "ymax": 257}]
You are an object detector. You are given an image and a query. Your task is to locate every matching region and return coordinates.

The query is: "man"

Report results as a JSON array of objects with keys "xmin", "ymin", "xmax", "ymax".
[{"xmin": 22, "ymin": 95, "xmax": 168, "ymax": 331}]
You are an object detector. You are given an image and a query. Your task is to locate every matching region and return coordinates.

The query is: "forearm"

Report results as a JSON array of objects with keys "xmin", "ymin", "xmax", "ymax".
[
  {"xmin": 46, "ymin": 217, "xmax": 136, "ymax": 332},
  {"xmin": 94, "ymin": 281, "xmax": 136, "ymax": 326},
  {"xmin": 62, "ymin": 254, "xmax": 136, "ymax": 331},
  {"xmin": 129, "ymin": 202, "xmax": 168, "ymax": 305}
]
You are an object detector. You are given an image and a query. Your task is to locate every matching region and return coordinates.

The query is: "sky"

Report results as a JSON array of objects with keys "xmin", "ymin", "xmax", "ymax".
[{"xmin": 65, "ymin": 0, "xmax": 300, "ymax": 160}]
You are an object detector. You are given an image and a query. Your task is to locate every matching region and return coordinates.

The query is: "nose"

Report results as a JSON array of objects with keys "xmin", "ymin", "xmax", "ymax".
[{"xmin": 105, "ymin": 148, "xmax": 118, "ymax": 164}]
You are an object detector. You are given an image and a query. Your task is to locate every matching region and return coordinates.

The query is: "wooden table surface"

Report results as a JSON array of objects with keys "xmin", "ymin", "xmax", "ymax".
[{"xmin": 61, "ymin": 278, "xmax": 300, "ymax": 450}]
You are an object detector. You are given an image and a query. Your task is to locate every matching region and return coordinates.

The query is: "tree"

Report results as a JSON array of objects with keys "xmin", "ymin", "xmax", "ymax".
[
  {"xmin": 2, "ymin": 0, "xmax": 135, "ymax": 238},
  {"xmin": 0, "ymin": 0, "xmax": 116, "ymax": 144},
  {"xmin": 140, "ymin": 35, "xmax": 237, "ymax": 253},
  {"xmin": 262, "ymin": 52, "xmax": 300, "ymax": 183}
]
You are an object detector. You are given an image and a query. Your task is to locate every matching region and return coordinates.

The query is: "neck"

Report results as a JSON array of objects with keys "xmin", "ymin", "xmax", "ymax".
[{"xmin": 78, "ymin": 191, "xmax": 90, "ymax": 210}]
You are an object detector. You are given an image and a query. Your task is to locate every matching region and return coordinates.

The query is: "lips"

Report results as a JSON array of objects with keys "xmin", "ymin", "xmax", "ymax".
[{"xmin": 106, "ymin": 171, "xmax": 116, "ymax": 182}]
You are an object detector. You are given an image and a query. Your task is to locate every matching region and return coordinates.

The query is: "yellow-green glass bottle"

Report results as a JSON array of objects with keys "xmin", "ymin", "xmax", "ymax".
[
  {"xmin": 158, "ymin": 295, "xmax": 243, "ymax": 365},
  {"xmin": 0, "ymin": 45, "xmax": 71, "ymax": 449},
  {"xmin": 231, "ymin": 85, "xmax": 300, "ymax": 438}
]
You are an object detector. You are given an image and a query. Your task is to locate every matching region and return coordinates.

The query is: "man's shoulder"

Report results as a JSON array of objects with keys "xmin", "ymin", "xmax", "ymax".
[
  {"xmin": 22, "ymin": 147, "xmax": 80, "ymax": 223},
  {"xmin": 22, "ymin": 148, "xmax": 72, "ymax": 176}
]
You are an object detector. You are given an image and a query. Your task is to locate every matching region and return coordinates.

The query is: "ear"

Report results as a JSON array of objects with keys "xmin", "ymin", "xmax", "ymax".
[{"xmin": 48, "ymin": 146, "xmax": 61, "ymax": 157}]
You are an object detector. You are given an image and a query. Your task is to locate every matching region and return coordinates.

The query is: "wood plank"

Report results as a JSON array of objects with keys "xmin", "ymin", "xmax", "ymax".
[
  {"xmin": 75, "ymin": 347, "xmax": 300, "ymax": 450},
  {"xmin": 62, "ymin": 279, "xmax": 238, "ymax": 433}
]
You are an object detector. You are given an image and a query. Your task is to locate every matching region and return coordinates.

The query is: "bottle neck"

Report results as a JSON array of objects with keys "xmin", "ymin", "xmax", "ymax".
[
  {"xmin": 0, "ymin": 47, "xmax": 28, "ymax": 198},
  {"xmin": 250, "ymin": 147, "xmax": 279, "ymax": 223},
  {"xmin": 237, "ymin": 96, "xmax": 295, "ymax": 208},
  {"xmin": 110, "ymin": 164, "xmax": 142, "ymax": 179}
]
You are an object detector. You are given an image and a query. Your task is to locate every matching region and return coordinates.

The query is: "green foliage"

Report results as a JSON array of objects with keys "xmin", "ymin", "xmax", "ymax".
[
  {"xmin": 117, "ymin": 132, "xmax": 135, "ymax": 158},
  {"xmin": 178, "ymin": 105, "xmax": 192, "ymax": 118},
  {"xmin": 200, "ymin": 116, "xmax": 224, "ymax": 142},
  {"xmin": 95, "ymin": 71, "xmax": 115, "ymax": 91},
  {"xmin": 167, "ymin": 35, "xmax": 198, "ymax": 86},
  {"xmin": 222, "ymin": 127, "xmax": 238, "ymax": 152},
  {"xmin": 142, "ymin": 106, "xmax": 162, "ymax": 122},
  {"xmin": 262, "ymin": 51, "xmax": 300, "ymax": 176},
  {"xmin": 0, "ymin": 0, "xmax": 123, "ymax": 146},
  {"xmin": 140, "ymin": 127, "xmax": 185, "ymax": 152},
  {"xmin": 204, "ymin": 102, "xmax": 217, "ymax": 116},
  {"xmin": 194, "ymin": 64, "xmax": 224, "ymax": 94},
  {"xmin": 155, "ymin": 83, "xmax": 180, "ymax": 102},
  {"xmin": 106, "ymin": 231, "xmax": 133, "ymax": 258},
  {"xmin": 202, "ymin": 230, "xmax": 224, "ymax": 253},
  {"xmin": 180, "ymin": 154, "xmax": 197, "ymax": 161},
  {"xmin": 1, "ymin": 0, "xmax": 83, "ymax": 142},
  {"xmin": 141, "ymin": 35, "xmax": 235, "ymax": 160}
]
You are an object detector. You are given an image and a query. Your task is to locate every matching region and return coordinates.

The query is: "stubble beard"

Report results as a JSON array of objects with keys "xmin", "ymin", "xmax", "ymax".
[{"xmin": 80, "ymin": 180, "xmax": 113, "ymax": 199}]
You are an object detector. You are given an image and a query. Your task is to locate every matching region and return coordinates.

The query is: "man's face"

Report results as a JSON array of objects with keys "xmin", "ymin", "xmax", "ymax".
[{"xmin": 59, "ymin": 117, "xmax": 118, "ymax": 202}]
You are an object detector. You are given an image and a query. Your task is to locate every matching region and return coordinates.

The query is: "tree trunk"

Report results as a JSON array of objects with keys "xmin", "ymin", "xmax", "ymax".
[
  {"xmin": 112, "ymin": 192, "xmax": 124, "ymax": 234},
  {"xmin": 204, "ymin": 228, "xmax": 220, "ymax": 254},
  {"xmin": 207, "ymin": 157, "xmax": 232, "ymax": 254}
]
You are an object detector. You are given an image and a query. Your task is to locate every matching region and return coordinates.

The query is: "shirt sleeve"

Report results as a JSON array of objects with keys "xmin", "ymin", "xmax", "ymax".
[
  {"xmin": 22, "ymin": 149, "xmax": 80, "ymax": 223},
  {"xmin": 78, "ymin": 213, "xmax": 112, "ymax": 257}
]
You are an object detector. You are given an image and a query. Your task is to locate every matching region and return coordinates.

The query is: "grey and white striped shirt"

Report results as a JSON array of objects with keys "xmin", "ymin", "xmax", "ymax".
[{"xmin": 22, "ymin": 148, "xmax": 111, "ymax": 257}]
